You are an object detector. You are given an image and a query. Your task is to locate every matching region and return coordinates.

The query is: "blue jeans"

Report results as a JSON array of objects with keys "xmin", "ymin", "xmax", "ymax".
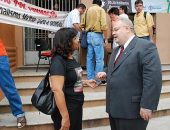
[
  {"xmin": 0, "ymin": 56, "xmax": 24, "ymax": 118},
  {"xmin": 86, "ymin": 32, "xmax": 104, "ymax": 80}
]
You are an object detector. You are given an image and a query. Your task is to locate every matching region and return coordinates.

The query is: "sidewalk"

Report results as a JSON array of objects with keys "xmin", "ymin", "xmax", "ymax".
[{"xmin": 83, "ymin": 115, "xmax": 170, "ymax": 130}]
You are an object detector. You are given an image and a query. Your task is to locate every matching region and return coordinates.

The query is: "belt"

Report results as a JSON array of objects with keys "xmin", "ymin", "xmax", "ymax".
[{"xmin": 87, "ymin": 31, "xmax": 102, "ymax": 33}]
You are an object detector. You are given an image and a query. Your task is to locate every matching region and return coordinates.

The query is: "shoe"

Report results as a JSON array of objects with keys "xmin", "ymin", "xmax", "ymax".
[{"xmin": 17, "ymin": 116, "xmax": 27, "ymax": 128}]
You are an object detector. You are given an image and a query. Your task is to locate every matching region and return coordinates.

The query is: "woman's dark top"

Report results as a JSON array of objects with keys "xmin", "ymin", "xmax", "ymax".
[{"xmin": 50, "ymin": 55, "xmax": 84, "ymax": 104}]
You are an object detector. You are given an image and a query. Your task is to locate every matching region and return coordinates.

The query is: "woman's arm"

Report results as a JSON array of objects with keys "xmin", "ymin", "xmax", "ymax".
[{"xmin": 50, "ymin": 75, "xmax": 70, "ymax": 130}]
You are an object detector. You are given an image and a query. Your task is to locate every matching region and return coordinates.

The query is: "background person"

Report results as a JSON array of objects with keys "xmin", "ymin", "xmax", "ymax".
[
  {"xmin": 49, "ymin": 28, "xmax": 96, "ymax": 130},
  {"xmin": 96, "ymin": 17, "xmax": 162, "ymax": 130},
  {"xmin": 119, "ymin": 5, "xmax": 129, "ymax": 19},
  {"xmin": 63, "ymin": 3, "xmax": 86, "ymax": 63},
  {"xmin": 108, "ymin": 7, "xmax": 119, "ymax": 49},
  {"xmin": 134, "ymin": 0, "xmax": 154, "ymax": 42},
  {"xmin": 0, "ymin": 39, "xmax": 26, "ymax": 128},
  {"xmin": 80, "ymin": 0, "xmax": 108, "ymax": 84}
]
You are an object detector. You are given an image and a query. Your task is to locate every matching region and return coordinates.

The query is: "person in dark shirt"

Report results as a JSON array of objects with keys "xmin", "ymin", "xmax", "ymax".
[{"xmin": 49, "ymin": 28, "xmax": 96, "ymax": 130}]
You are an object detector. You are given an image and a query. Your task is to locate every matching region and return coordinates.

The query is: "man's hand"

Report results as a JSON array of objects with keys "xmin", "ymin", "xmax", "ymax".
[
  {"xmin": 140, "ymin": 107, "xmax": 152, "ymax": 121},
  {"xmin": 96, "ymin": 72, "xmax": 106, "ymax": 81},
  {"xmin": 104, "ymin": 39, "xmax": 109, "ymax": 47}
]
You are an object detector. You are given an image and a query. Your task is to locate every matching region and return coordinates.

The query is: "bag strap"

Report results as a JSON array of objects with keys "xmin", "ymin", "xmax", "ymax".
[
  {"xmin": 44, "ymin": 69, "xmax": 50, "ymax": 84},
  {"xmin": 84, "ymin": 9, "xmax": 88, "ymax": 30}
]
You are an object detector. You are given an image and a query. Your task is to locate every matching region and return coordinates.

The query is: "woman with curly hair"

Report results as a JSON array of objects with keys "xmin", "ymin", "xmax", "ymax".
[{"xmin": 49, "ymin": 28, "xmax": 96, "ymax": 130}]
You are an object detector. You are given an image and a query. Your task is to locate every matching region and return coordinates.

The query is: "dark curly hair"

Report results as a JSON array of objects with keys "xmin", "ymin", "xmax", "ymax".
[
  {"xmin": 108, "ymin": 7, "xmax": 119, "ymax": 15},
  {"xmin": 52, "ymin": 27, "xmax": 78, "ymax": 59}
]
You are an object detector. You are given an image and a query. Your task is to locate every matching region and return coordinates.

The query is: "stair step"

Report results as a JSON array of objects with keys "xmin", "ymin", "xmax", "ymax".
[
  {"xmin": 147, "ymin": 115, "xmax": 170, "ymax": 130},
  {"xmin": 1, "ymin": 95, "xmax": 170, "ymax": 118},
  {"xmin": 83, "ymin": 115, "xmax": 170, "ymax": 130},
  {"xmin": 13, "ymin": 69, "xmax": 86, "ymax": 83},
  {"xmin": 15, "ymin": 82, "xmax": 106, "ymax": 96},
  {"xmin": 160, "ymin": 86, "xmax": 170, "ymax": 99},
  {"xmin": 162, "ymin": 64, "xmax": 170, "ymax": 71},
  {"xmin": 0, "ymin": 106, "xmax": 109, "ymax": 129},
  {"xmin": 1, "ymin": 89, "xmax": 170, "ymax": 108},
  {"xmin": 1, "ymin": 107, "xmax": 170, "ymax": 130},
  {"xmin": 12, "ymin": 69, "xmax": 46, "ymax": 82},
  {"xmin": 0, "ymin": 92, "xmax": 106, "ymax": 113},
  {"xmin": 83, "ymin": 126, "xmax": 110, "ymax": 130},
  {"xmin": 15, "ymin": 80, "xmax": 170, "ymax": 98},
  {"xmin": 153, "ymin": 98, "xmax": 170, "ymax": 117},
  {"xmin": 12, "ymin": 68, "xmax": 170, "ymax": 85}
]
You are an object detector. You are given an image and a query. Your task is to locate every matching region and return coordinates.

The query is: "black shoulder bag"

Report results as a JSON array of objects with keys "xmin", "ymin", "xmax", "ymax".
[
  {"xmin": 31, "ymin": 55, "xmax": 66, "ymax": 115},
  {"xmin": 31, "ymin": 70, "xmax": 55, "ymax": 115}
]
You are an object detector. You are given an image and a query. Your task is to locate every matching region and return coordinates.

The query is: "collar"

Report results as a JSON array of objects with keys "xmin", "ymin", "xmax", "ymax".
[
  {"xmin": 74, "ymin": 8, "xmax": 80, "ymax": 14},
  {"xmin": 91, "ymin": 4, "xmax": 100, "ymax": 7},
  {"xmin": 123, "ymin": 35, "xmax": 135, "ymax": 49},
  {"xmin": 136, "ymin": 10, "xmax": 144, "ymax": 16}
]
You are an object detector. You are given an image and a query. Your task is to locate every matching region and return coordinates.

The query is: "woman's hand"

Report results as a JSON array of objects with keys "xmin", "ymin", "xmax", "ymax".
[
  {"xmin": 83, "ymin": 79, "xmax": 97, "ymax": 88},
  {"xmin": 60, "ymin": 116, "xmax": 70, "ymax": 130}
]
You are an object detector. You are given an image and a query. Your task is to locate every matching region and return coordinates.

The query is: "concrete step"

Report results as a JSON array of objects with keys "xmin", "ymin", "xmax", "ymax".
[
  {"xmin": 14, "ymin": 79, "xmax": 170, "ymax": 98},
  {"xmin": 162, "ymin": 75, "xmax": 170, "ymax": 86},
  {"xmin": 83, "ymin": 115, "xmax": 170, "ymax": 130},
  {"xmin": 1, "ymin": 92, "xmax": 170, "ymax": 118},
  {"xmin": 15, "ymin": 82, "xmax": 106, "ymax": 96},
  {"xmin": 162, "ymin": 64, "xmax": 170, "ymax": 76},
  {"xmin": 160, "ymin": 86, "xmax": 170, "ymax": 99},
  {"xmin": 0, "ymin": 106, "xmax": 109, "ymax": 130},
  {"xmin": 13, "ymin": 69, "xmax": 86, "ymax": 83},
  {"xmin": 12, "ymin": 67, "xmax": 48, "ymax": 82},
  {"xmin": 153, "ymin": 98, "xmax": 170, "ymax": 118},
  {"xmin": 1, "ymin": 106, "xmax": 170, "ymax": 130},
  {"xmin": 13, "ymin": 67, "xmax": 170, "ymax": 85},
  {"xmin": 0, "ymin": 92, "xmax": 106, "ymax": 113}
]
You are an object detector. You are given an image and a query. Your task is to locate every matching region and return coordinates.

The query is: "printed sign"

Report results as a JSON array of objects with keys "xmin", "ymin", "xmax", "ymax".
[
  {"xmin": 131, "ymin": 0, "xmax": 168, "ymax": 13},
  {"xmin": 0, "ymin": 0, "xmax": 68, "ymax": 32},
  {"xmin": 101, "ymin": 0, "xmax": 132, "ymax": 12},
  {"xmin": 101, "ymin": 0, "xmax": 168, "ymax": 13}
]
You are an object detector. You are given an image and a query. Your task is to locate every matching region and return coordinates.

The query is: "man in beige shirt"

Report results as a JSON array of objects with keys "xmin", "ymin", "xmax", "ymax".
[
  {"xmin": 134, "ymin": 0, "xmax": 154, "ymax": 42},
  {"xmin": 81, "ymin": 0, "xmax": 108, "ymax": 84}
]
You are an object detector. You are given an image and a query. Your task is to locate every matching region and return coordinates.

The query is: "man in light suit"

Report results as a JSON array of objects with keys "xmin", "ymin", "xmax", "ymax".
[{"xmin": 96, "ymin": 17, "xmax": 162, "ymax": 130}]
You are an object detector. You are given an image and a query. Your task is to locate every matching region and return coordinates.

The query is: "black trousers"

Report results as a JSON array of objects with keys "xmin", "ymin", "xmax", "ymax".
[
  {"xmin": 109, "ymin": 115, "xmax": 148, "ymax": 130},
  {"xmin": 51, "ymin": 101, "xmax": 83, "ymax": 130}
]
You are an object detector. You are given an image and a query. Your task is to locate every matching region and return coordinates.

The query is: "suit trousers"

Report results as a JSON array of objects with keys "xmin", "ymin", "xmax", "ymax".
[{"xmin": 109, "ymin": 115, "xmax": 148, "ymax": 130}]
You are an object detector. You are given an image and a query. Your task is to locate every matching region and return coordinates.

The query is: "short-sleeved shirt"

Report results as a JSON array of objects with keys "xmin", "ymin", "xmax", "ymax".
[
  {"xmin": 134, "ymin": 11, "xmax": 154, "ymax": 37},
  {"xmin": 119, "ymin": 14, "xmax": 129, "ymax": 19},
  {"xmin": 0, "ymin": 39, "xmax": 7, "ymax": 56},
  {"xmin": 63, "ymin": 9, "xmax": 80, "ymax": 28},
  {"xmin": 50, "ymin": 55, "xmax": 84, "ymax": 103},
  {"xmin": 80, "ymin": 4, "xmax": 108, "ymax": 32}
]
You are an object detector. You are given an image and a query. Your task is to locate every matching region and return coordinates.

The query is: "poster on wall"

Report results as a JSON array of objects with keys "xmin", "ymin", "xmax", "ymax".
[
  {"xmin": 131, "ymin": 0, "xmax": 168, "ymax": 13},
  {"xmin": 101, "ymin": 0, "xmax": 132, "ymax": 12}
]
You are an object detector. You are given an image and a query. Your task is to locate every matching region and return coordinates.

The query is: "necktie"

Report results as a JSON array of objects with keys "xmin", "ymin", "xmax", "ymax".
[{"xmin": 114, "ymin": 46, "xmax": 124, "ymax": 65}]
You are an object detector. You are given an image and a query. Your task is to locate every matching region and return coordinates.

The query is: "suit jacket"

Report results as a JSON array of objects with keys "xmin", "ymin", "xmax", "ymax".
[{"xmin": 106, "ymin": 36, "xmax": 162, "ymax": 119}]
